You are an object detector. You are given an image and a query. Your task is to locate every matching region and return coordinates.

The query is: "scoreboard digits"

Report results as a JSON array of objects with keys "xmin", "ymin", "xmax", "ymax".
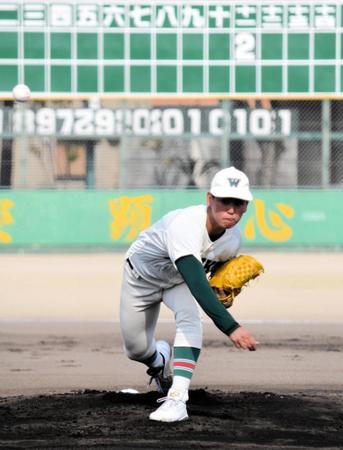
[{"xmin": 0, "ymin": 1, "xmax": 341, "ymax": 97}]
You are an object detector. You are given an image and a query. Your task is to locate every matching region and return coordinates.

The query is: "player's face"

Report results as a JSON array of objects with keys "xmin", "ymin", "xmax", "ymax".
[{"xmin": 206, "ymin": 193, "xmax": 248, "ymax": 231}]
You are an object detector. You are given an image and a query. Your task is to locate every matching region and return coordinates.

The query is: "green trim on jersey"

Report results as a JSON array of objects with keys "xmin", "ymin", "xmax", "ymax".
[{"xmin": 175, "ymin": 255, "xmax": 240, "ymax": 336}]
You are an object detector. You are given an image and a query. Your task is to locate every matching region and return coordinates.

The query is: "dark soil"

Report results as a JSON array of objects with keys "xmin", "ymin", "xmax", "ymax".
[{"xmin": 1, "ymin": 389, "xmax": 342, "ymax": 449}]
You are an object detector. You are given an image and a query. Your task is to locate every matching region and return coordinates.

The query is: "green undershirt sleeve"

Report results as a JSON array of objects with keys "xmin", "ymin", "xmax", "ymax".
[{"xmin": 175, "ymin": 255, "xmax": 240, "ymax": 336}]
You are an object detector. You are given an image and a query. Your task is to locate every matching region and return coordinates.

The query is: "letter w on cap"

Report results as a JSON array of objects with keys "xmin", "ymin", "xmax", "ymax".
[{"xmin": 228, "ymin": 178, "xmax": 240, "ymax": 187}]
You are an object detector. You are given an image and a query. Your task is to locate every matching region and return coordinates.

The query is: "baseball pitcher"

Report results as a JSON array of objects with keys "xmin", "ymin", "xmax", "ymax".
[{"xmin": 120, "ymin": 166, "xmax": 262, "ymax": 422}]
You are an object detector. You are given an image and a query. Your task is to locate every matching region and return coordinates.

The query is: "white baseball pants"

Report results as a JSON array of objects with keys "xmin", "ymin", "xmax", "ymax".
[{"xmin": 120, "ymin": 261, "xmax": 203, "ymax": 362}]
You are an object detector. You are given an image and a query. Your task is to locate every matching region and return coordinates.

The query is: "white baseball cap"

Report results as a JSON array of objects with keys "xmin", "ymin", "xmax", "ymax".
[{"xmin": 210, "ymin": 166, "xmax": 253, "ymax": 201}]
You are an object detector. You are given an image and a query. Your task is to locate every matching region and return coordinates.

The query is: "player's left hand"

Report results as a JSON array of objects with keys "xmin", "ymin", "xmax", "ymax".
[
  {"xmin": 229, "ymin": 326, "xmax": 259, "ymax": 351},
  {"xmin": 209, "ymin": 255, "xmax": 264, "ymax": 309}
]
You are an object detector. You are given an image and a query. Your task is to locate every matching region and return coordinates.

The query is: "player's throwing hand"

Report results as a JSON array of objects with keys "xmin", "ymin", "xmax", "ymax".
[{"xmin": 229, "ymin": 326, "xmax": 259, "ymax": 351}]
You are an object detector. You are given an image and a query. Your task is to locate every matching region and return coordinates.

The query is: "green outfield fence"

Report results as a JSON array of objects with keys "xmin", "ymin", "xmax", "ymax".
[{"xmin": 0, "ymin": 190, "xmax": 342, "ymax": 249}]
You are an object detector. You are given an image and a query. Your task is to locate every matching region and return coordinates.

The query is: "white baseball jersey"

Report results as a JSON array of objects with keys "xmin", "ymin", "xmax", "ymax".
[{"xmin": 126, "ymin": 205, "xmax": 242, "ymax": 288}]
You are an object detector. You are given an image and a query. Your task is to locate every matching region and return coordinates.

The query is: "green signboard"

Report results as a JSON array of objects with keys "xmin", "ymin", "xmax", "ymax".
[
  {"xmin": 0, "ymin": 1, "xmax": 342, "ymax": 98},
  {"xmin": 0, "ymin": 190, "xmax": 342, "ymax": 248}
]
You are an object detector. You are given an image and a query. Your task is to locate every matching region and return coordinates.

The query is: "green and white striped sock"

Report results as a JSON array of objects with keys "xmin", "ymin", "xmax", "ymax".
[{"xmin": 171, "ymin": 346, "xmax": 200, "ymax": 393}]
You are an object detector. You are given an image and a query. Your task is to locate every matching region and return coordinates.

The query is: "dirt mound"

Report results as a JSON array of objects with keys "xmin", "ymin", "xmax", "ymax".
[{"xmin": 1, "ymin": 389, "xmax": 342, "ymax": 449}]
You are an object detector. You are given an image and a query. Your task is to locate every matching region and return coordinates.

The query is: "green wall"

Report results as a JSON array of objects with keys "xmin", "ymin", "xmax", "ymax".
[{"xmin": 0, "ymin": 190, "xmax": 342, "ymax": 249}]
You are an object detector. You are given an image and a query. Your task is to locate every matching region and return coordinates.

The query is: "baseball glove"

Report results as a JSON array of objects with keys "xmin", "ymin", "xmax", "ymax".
[{"xmin": 208, "ymin": 255, "xmax": 264, "ymax": 308}]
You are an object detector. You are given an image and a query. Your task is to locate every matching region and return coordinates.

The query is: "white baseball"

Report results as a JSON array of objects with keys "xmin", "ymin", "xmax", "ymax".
[{"xmin": 12, "ymin": 84, "xmax": 31, "ymax": 102}]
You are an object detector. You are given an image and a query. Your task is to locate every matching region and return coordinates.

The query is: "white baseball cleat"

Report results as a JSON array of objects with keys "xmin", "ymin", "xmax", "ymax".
[
  {"xmin": 146, "ymin": 340, "xmax": 172, "ymax": 394},
  {"xmin": 149, "ymin": 389, "xmax": 189, "ymax": 422}
]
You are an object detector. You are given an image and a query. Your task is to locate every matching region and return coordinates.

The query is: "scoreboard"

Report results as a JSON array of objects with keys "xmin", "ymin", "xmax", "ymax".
[{"xmin": 0, "ymin": 0, "xmax": 342, "ymax": 98}]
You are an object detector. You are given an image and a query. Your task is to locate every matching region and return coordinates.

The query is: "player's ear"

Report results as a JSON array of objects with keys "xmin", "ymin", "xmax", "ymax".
[
  {"xmin": 241, "ymin": 201, "xmax": 249, "ymax": 213},
  {"xmin": 206, "ymin": 192, "xmax": 213, "ymax": 207}
]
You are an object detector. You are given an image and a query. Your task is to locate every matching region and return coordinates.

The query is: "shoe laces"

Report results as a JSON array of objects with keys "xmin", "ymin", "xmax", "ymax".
[{"xmin": 155, "ymin": 396, "xmax": 185, "ymax": 412}]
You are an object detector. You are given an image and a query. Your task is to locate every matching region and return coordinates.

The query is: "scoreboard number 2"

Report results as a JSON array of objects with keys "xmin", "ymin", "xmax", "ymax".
[{"xmin": 234, "ymin": 32, "xmax": 256, "ymax": 60}]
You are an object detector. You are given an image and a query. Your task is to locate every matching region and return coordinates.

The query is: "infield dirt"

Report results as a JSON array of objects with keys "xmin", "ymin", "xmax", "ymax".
[
  {"xmin": 1, "ymin": 321, "xmax": 343, "ymax": 449},
  {"xmin": 1, "ymin": 388, "xmax": 343, "ymax": 449},
  {"xmin": 0, "ymin": 252, "xmax": 343, "ymax": 449}
]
